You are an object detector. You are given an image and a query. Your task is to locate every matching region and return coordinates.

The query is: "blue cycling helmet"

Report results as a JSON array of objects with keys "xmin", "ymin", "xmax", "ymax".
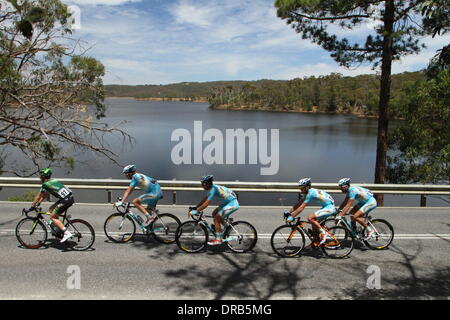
[
  {"xmin": 200, "ymin": 175, "xmax": 214, "ymax": 184},
  {"xmin": 338, "ymin": 178, "xmax": 351, "ymax": 187},
  {"xmin": 122, "ymin": 165, "xmax": 136, "ymax": 174}
]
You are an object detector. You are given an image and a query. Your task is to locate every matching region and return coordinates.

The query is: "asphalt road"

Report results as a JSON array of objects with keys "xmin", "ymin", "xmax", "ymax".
[{"xmin": 0, "ymin": 202, "xmax": 449, "ymax": 300}]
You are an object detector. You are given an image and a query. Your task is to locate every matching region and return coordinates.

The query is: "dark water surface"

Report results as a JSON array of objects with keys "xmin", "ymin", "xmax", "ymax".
[{"xmin": 2, "ymin": 98, "xmax": 447, "ymax": 207}]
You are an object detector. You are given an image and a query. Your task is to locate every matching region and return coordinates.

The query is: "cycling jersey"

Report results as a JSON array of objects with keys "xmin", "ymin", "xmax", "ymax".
[
  {"xmin": 348, "ymin": 186, "xmax": 374, "ymax": 205},
  {"xmin": 130, "ymin": 173, "xmax": 160, "ymax": 194},
  {"xmin": 130, "ymin": 173, "xmax": 163, "ymax": 207},
  {"xmin": 207, "ymin": 184, "xmax": 237, "ymax": 204},
  {"xmin": 304, "ymin": 188, "xmax": 335, "ymax": 207},
  {"xmin": 40, "ymin": 179, "xmax": 73, "ymax": 200}
]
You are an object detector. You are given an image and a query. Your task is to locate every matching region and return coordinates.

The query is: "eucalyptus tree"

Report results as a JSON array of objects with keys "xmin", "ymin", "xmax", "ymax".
[{"xmin": 0, "ymin": 0, "xmax": 132, "ymax": 176}]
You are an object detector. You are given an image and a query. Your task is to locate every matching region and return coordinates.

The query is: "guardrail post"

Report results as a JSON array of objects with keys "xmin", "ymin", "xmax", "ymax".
[
  {"xmin": 172, "ymin": 178, "xmax": 177, "ymax": 205},
  {"xmin": 107, "ymin": 190, "xmax": 112, "ymax": 204},
  {"xmin": 420, "ymin": 195, "xmax": 427, "ymax": 207}
]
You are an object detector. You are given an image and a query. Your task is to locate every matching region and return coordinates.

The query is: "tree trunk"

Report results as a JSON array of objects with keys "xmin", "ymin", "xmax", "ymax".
[{"xmin": 374, "ymin": 0, "xmax": 395, "ymax": 206}]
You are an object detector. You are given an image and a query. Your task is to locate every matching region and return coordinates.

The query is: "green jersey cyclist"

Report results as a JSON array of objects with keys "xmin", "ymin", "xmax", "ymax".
[{"xmin": 30, "ymin": 168, "xmax": 74, "ymax": 243}]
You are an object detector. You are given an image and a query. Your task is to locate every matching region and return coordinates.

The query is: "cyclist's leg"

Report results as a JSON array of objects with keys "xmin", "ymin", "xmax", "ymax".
[
  {"xmin": 354, "ymin": 197, "xmax": 377, "ymax": 228},
  {"xmin": 133, "ymin": 193, "xmax": 158, "ymax": 214},
  {"xmin": 310, "ymin": 206, "xmax": 337, "ymax": 242},
  {"xmin": 50, "ymin": 199, "xmax": 67, "ymax": 231},
  {"xmin": 215, "ymin": 200, "xmax": 240, "ymax": 234}
]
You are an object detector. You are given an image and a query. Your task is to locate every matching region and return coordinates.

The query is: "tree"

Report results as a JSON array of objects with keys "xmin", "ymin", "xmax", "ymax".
[
  {"xmin": 388, "ymin": 0, "xmax": 449, "ymax": 184},
  {"xmin": 275, "ymin": 0, "xmax": 441, "ymax": 205},
  {"xmin": 0, "ymin": 0, "xmax": 132, "ymax": 176},
  {"xmin": 387, "ymin": 69, "xmax": 449, "ymax": 184}
]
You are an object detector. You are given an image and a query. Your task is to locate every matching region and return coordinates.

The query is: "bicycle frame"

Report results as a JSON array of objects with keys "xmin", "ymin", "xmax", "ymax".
[
  {"xmin": 116, "ymin": 203, "xmax": 168, "ymax": 234},
  {"xmin": 336, "ymin": 213, "xmax": 378, "ymax": 239},
  {"xmin": 283, "ymin": 213, "xmax": 340, "ymax": 247},
  {"xmin": 23, "ymin": 208, "xmax": 70, "ymax": 236},
  {"xmin": 189, "ymin": 211, "xmax": 238, "ymax": 243}
]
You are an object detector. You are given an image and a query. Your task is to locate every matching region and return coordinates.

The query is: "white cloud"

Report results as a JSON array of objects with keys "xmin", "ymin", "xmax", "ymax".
[
  {"xmin": 69, "ymin": 0, "xmax": 142, "ymax": 5},
  {"xmin": 171, "ymin": 1, "xmax": 215, "ymax": 27}
]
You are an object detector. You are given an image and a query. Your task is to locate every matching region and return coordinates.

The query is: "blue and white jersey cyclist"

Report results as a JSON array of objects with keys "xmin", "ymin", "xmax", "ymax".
[
  {"xmin": 115, "ymin": 165, "xmax": 163, "ymax": 224},
  {"xmin": 190, "ymin": 175, "xmax": 240, "ymax": 246},
  {"xmin": 285, "ymin": 178, "xmax": 337, "ymax": 245},
  {"xmin": 335, "ymin": 178, "xmax": 377, "ymax": 240}
]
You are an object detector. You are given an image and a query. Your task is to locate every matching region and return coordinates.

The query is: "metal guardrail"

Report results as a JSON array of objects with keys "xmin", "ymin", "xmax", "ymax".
[{"xmin": 0, "ymin": 177, "xmax": 449, "ymax": 206}]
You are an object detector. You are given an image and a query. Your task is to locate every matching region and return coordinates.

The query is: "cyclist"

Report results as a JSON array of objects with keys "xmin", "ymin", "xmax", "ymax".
[
  {"xmin": 30, "ymin": 168, "xmax": 74, "ymax": 243},
  {"xmin": 335, "ymin": 178, "xmax": 377, "ymax": 240},
  {"xmin": 116, "ymin": 165, "xmax": 163, "ymax": 224},
  {"xmin": 285, "ymin": 178, "xmax": 336, "ymax": 245},
  {"xmin": 190, "ymin": 175, "xmax": 239, "ymax": 246}
]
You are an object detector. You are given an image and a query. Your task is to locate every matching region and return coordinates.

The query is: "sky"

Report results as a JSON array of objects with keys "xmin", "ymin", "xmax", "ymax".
[{"xmin": 62, "ymin": 0, "xmax": 450, "ymax": 85}]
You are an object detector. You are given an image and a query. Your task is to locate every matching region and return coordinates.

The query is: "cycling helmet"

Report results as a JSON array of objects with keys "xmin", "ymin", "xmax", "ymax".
[
  {"xmin": 338, "ymin": 178, "xmax": 351, "ymax": 187},
  {"xmin": 122, "ymin": 165, "xmax": 136, "ymax": 174},
  {"xmin": 298, "ymin": 178, "xmax": 311, "ymax": 187},
  {"xmin": 200, "ymin": 175, "xmax": 214, "ymax": 184},
  {"xmin": 39, "ymin": 168, "xmax": 52, "ymax": 178}
]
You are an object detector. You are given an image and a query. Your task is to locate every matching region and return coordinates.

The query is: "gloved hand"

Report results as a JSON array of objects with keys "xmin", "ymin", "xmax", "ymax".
[
  {"xmin": 190, "ymin": 209, "xmax": 198, "ymax": 216},
  {"xmin": 287, "ymin": 215, "xmax": 295, "ymax": 222},
  {"xmin": 115, "ymin": 201, "xmax": 123, "ymax": 207}
]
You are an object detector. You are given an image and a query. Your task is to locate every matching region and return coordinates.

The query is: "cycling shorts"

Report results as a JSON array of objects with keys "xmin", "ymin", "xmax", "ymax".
[
  {"xmin": 53, "ymin": 196, "xmax": 75, "ymax": 215},
  {"xmin": 138, "ymin": 191, "xmax": 163, "ymax": 208},
  {"xmin": 314, "ymin": 205, "xmax": 337, "ymax": 221},
  {"xmin": 356, "ymin": 197, "xmax": 377, "ymax": 215},
  {"xmin": 217, "ymin": 199, "xmax": 240, "ymax": 218}
]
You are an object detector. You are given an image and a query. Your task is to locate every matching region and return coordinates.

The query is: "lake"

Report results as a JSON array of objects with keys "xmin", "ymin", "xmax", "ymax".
[{"xmin": 2, "ymin": 98, "xmax": 447, "ymax": 207}]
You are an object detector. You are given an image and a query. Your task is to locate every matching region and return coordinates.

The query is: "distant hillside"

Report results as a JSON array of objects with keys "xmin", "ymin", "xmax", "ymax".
[
  {"xmin": 105, "ymin": 81, "xmax": 250, "ymax": 100},
  {"xmin": 105, "ymin": 71, "xmax": 426, "ymax": 117}
]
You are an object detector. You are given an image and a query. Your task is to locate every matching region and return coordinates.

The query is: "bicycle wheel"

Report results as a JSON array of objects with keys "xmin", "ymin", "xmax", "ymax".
[
  {"xmin": 15, "ymin": 218, "xmax": 47, "ymax": 249},
  {"xmin": 270, "ymin": 225, "xmax": 305, "ymax": 257},
  {"xmin": 65, "ymin": 219, "xmax": 95, "ymax": 251},
  {"xmin": 104, "ymin": 213, "xmax": 136, "ymax": 243},
  {"xmin": 363, "ymin": 219, "xmax": 394, "ymax": 250},
  {"xmin": 150, "ymin": 213, "xmax": 181, "ymax": 244},
  {"xmin": 224, "ymin": 221, "xmax": 258, "ymax": 253},
  {"xmin": 175, "ymin": 221, "xmax": 208, "ymax": 253},
  {"xmin": 321, "ymin": 226, "xmax": 354, "ymax": 259}
]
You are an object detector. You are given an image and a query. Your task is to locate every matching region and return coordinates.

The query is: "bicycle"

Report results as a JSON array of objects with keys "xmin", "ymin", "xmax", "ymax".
[
  {"xmin": 104, "ymin": 198, "xmax": 181, "ymax": 244},
  {"xmin": 175, "ymin": 207, "xmax": 258, "ymax": 253},
  {"xmin": 15, "ymin": 206, "xmax": 95, "ymax": 251},
  {"xmin": 322, "ymin": 210, "xmax": 394, "ymax": 250},
  {"xmin": 270, "ymin": 212, "xmax": 355, "ymax": 259}
]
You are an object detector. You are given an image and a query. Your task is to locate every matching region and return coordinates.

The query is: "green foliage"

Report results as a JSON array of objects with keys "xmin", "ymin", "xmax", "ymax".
[
  {"xmin": 8, "ymin": 190, "xmax": 37, "ymax": 202},
  {"xmin": 203, "ymin": 71, "xmax": 424, "ymax": 116},
  {"xmin": 387, "ymin": 69, "xmax": 450, "ymax": 183}
]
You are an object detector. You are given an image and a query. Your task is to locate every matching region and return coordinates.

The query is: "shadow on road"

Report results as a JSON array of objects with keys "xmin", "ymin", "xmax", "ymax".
[{"xmin": 157, "ymin": 236, "xmax": 450, "ymax": 299}]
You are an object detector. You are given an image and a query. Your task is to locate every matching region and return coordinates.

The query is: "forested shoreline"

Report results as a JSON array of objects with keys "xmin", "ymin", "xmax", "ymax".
[{"xmin": 105, "ymin": 71, "xmax": 425, "ymax": 118}]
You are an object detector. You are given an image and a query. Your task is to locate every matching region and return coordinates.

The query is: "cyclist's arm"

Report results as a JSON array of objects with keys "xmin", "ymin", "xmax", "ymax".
[
  {"xmin": 31, "ymin": 191, "xmax": 47, "ymax": 207},
  {"xmin": 338, "ymin": 195, "xmax": 349, "ymax": 211},
  {"xmin": 121, "ymin": 186, "xmax": 134, "ymax": 203},
  {"xmin": 196, "ymin": 197, "xmax": 210, "ymax": 212},
  {"xmin": 290, "ymin": 202, "xmax": 307, "ymax": 218},
  {"xmin": 339, "ymin": 198, "xmax": 354, "ymax": 217}
]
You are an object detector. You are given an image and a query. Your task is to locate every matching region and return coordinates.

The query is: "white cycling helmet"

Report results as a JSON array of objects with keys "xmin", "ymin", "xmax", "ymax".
[
  {"xmin": 122, "ymin": 164, "xmax": 136, "ymax": 174},
  {"xmin": 298, "ymin": 178, "xmax": 312, "ymax": 187},
  {"xmin": 338, "ymin": 178, "xmax": 351, "ymax": 187}
]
